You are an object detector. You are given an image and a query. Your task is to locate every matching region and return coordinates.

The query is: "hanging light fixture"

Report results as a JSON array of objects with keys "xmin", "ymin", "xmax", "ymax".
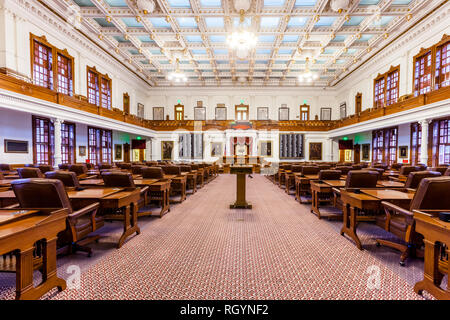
[
  {"xmin": 136, "ymin": 0, "xmax": 156, "ymax": 14},
  {"xmin": 227, "ymin": 1, "xmax": 257, "ymax": 60},
  {"xmin": 167, "ymin": 58, "xmax": 187, "ymax": 83},
  {"xmin": 298, "ymin": 58, "xmax": 319, "ymax": 83},
  {"xmin": 330, "ymin": 0, "xmax": 350, "ymax": 13}
]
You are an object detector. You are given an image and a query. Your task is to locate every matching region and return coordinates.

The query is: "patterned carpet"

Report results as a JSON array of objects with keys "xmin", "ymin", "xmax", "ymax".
[{"xmin": 0, "ymin": 175, "xmax": 432, "ymax": 300}]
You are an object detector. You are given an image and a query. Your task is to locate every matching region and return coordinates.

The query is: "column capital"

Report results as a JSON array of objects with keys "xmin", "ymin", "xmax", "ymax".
[{"xmin": 419, "ymin": 119, "xmax": 432, "ymax": 126}]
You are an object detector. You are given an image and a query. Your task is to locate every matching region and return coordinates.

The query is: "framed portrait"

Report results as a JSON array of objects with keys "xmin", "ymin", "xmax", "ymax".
[
  {"xmin": 194, "ymin": 107, "xmax": 206, "ymax": 120},
  {"xmin": 161, "ymin": 141, "xmax": 174, "ymax": 160},
  {"xmin": 79, "ymin": 146, "xmax": 86, "ymax": 157},
  {"xmin": 114, "ymin": 144, "xmax": 122, "ymax": 160},
  {"xmin": 259, "ymin": 140, "xmax": 272, "ymax": 157},
  {"xmin": 320, "ymin": 108, "xmax": 332, "ymax": 120},
  {"xmin": 4, "ymin": 139, "xmax": 28, "ymax": 153},
  {"xmin": 345, "ymin": 149, "xmax": 352, "ymax": 162},
  {"xmin": 215, "ymin": 107, "xmax": 226, "ymax": 120},
  {"xmin": 257, "ymin": 107, "xmax": 269, "ymax": 120},
  {"xmin": 399, "ymin": 146, "xmax": 408, "ymax": 159},
  {"xmin": 137, "ymin": 103, "xmax": 145, "ymax": 119},
  {"xmin": 153, "ymin": 107, "xmax": 164, "ymax": 120},
  {"xmin": 362, "ymin": 144, "xmax": 370, "ymax": 161},
  {"xmin": 339, "ymin": 103, "xmax": 347, "ymax": 119},
  {"xmin": 210, "ymin": 142, "xmax": 223, "ymax": 157},
  {"xmin": 309, "ymin": 142, "xmax": 322, "ymax": 161},
  {"xmin": 279, "ymin": 107, "xmax": 289, "ymax": 121}
]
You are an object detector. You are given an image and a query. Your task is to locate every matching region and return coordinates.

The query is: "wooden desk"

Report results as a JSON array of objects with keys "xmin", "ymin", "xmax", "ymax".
[
  {"xmin": 293, "ymin": 174, "xmax": 320, "ymax": 204},
  {"xmin": 324, "ymin": 180, "xmax": 346, "ymax": 188},
  {"xmin": 79, "ymin": 179, "xmax": 104, "ymax": 186},
  {"xmin": 310, "ymin": 181, "xmax": 343, "ymax": 220},
  {"xmin": 0, "ymin": 190, "xmax": 17, "ymax": 207},
  {"xmin": 0, "ymin": 179, "xmax": 12, "ymax": 187},
  {"xmin": 413, "ymin": 209, "xmax": 450, "ymax": 300},
  {"xmin": 229, "ymin": 166, "xmax": 252, "ymax": 209},
  {"xmin": 67, "ymin": 187, "xmax": 122, "ymax": 199},
  {"xmin": 185, "ymin": 172, "xmax": 197, "ymax": 194},
  {"xmin": 377, "ymin": 180, "xmax": 405, "ymax": 188},
  {"xmin": 133, "ymin": 179, "xmax": 159, "ymax": 186},
  {"xmin": 0, "ymin": 208, "xmax": 68, "ymax": 300},
  {"xmin": 101, "ymin": 189, "xmax": 141, "ymax": 248},
  {"xmin": 340, "ymin": 189, "xmax": 414, "ymax": 250},
  {"xmin": 146, "ymin": 181, "xmax": 171, "ymax": 217},
  {"xmin": 4, "ymin": 175, "xmax": 19, "ymax": 180}
]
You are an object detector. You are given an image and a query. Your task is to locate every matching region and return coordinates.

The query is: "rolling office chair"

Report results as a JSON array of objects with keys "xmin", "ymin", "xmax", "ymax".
[
  {"xmin": 376, "ymin": 177, "xmax": 450, "ymax": 266},
  {"xmin": 45, "ymin": 170, "xmax": 82, "ymax": 188},
  {"xmin": 17, "ymin": 167, "xmax": 44, "ymax": 178},
  {"xmin": 11, "ymin": 178, "xmax": 102, "ymax": 257}
]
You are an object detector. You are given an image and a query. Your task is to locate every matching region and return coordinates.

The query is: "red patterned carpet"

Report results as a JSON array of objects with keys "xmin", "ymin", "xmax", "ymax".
[{"xmin": 0, "ymin": 175, "xmax": 429, "ymax": 299}]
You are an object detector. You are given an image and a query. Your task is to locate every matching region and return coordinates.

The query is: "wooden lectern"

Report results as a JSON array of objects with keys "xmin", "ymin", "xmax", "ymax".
[{"xmin": 230, "ymin": 165, "xmax": 253, "ymax": 209}]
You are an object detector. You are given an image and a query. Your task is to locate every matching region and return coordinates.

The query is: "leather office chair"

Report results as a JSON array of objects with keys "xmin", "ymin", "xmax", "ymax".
[
  {"xmin": 69, "ymin": 164, "xmax": 88, "ymax": 176},
  {"xmin": 131, "ymin": 165, "xmax": 145, "ymax": 175},
  {"xmin": 351, "ymin": 164, "xmax": 362, "ymax": 170},
  {"xmin": 101, "ymin": 171, "xmax": 148, "ymax": 208},
  {"xmin": 445, "ymin": 168, "xmax": 450, "ymax": 176},
  {"xmin": 416, "ymin": 163, "xmax": 427, "ymax": 171},
  {"xmin": 11, "ymin": 178, "xmax": 102, "ymax": 257},
  {"xmin": 45, "ymin": 170, "xmax": 81, "ymax": 188},
  {"xmin": 390, "ymin": 163, "xmax": 403, "ymax": 171},
  {"xmin": 121, "ymin": 163, "xmax": 132, "ymax": 170},
  {"xmin": 333, "ymin": 171, "xmax": 379, "ymax": 208},
  {"xmin": 98, "ymin": 163, "xmax": 112, "ymax": 170},
  {"xmin": 142, "ymin": 167, "xmax": 164, "ymax": 179},
  {"xmin": 161, "ymin": 166, "xmax": 186, "ymax": 202},
  {"xmin": 404, "ymin": 171, "xmax": 441, "ymax": 189},
  {"xmin": 24, "ymin": 164, "xmax": 36, "ymax": 168},
  {"xmin": 376, "ymin": 176, "xmax": 450, "ymax": 266},
  {"xmin": 430, "ymin": 167, "xmax": 448, "ymax": 175},
  {"xmin": 17, "ymin": 167, "xmax": 44, "ymax": 178},
  {"xmin": 301, "ymin": 166, "xmax": 320, "ymax": 175},
  {"xmin": 373, "ymin": 163, "xmax": 388, "ymax": 170},
  {"xmin": 318, "ymin": 170, "xmax": 342, "ymax": 180},
  {"xmin": 399, "ymin": 166, "xmax": 418, "ymax": 176},
  {"xmin": 37, "ymin": 165, "xmax": 53, "ymax": 174},
  {"xmin": 318, "ymin": 164, "xmax": 332, "ymax": 170},
  {"xmin": 58, "ymin": 163, "xmax": 69, "ymax": 170},
  {"xmin": 0, "ymin": 164, "xmax": 11, "ymax": 171},
  {"xmin": 85, "ymin": 162, "xmax": 95, "ymax": 170},
  {"xmin": 335, "ymin": 166, "xmax": 352, "ymax": 175}
]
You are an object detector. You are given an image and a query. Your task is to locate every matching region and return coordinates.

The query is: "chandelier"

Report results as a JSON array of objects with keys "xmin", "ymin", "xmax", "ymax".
[
  {"xmin": 227, "ymin": 9, "xmax": 257, "ymax": 59},
  {"xmin": 167, "ymin": 58, "xmax": 187, "ymax": 83},
  {"xmin": 330, "ymin": 0, "xmax": 350, "ymax": 13},
  {"xmin": 298, "ymin": 58, "xmax": 318, "ymax": 82}
]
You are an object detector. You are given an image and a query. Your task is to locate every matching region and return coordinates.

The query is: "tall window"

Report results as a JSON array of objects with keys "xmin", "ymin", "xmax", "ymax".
[
  {"xmin": 61, "ymin": 122, "xmax": 76, "ymax": 164},
  {"xmin": 300, "ymin": 104, "xmax": 310, "ymax": 121},
  {"xmin": 414, "ymin": 51, "xmax": 432, "ymax": 96},
  {"xmin": 372, "ymin": 130, "xmax": 384, "ymax": 163},
  {"xmin": 30, "ymin": 34, "xmax": 74, "ymax": 95},
  {"xmin": 88, "ymin": 127, "xmax": 112, "ymax": 165},
  {"xmin": 384, "ymin": 127, "xmax": 398, "ymax": 166},
  {"xmin": 435, "ymin": 41, "xmax": 450, "ymax": 89},
  {"xmin": 438, "ymin": 119, "xmax": 450, "ymax": 165},
  {"xmin": 56, "ymin": 52, "xmax": 73, "ymax": 95},
  {"xmin": 374, "ymin": 65, "xmax": 399, "ymax": 108},
  {"xmin": 374, "ymin": 78, "xmax": 385, "ymax": 108},
  {"xmin": 32, "ymin": 116, "xmax": 54, "ymax": 166},
  {"xmin": 410, "ymin": 123, "xmax": 422, "ymax": 165},
  {"xmin": 87, "ymin": 66, "xmax": 111, "ymax": 109}
]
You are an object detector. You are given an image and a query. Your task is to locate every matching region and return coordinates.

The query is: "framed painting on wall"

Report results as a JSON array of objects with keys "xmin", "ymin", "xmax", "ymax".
[
  {"xmin": 339, "ymin": 103, "xmax": 347, "ymax": 119},
  {"xmin": 153, "ymin": 107, "xmax": 164, "ymax": 120},
  {"xmin": 161, "ymin": 141, "xmax": 174, "ymax": 160},
  {"xmin": 210, "ymin": 142, "xmax": 223, "ymax": 157},
  {"xmin": 279, "ymin": 107, "xmax": 289, "ymax": 121},
  {"xmin": 399, "ymin": 146, "xmax": 408, "ymax": 158},
  {"xmin": 114, "ymin": 144, "xmax": 122, "ymax": 160},
  {"xmin": 215, "ymin": 107, "xmax": 226, "ymax": 120},
  {"xmin": 78, "ymin": 146, "xmax": 86, "ymax": 157},
  {"xmin": 194, "ymin": 107, "xmax": 206, "ymax": 120},
  {"xmin": 257, "ymin": 107, "xmax": 268, "ymax": 120},
  {"xmin": 137, "ymin": 103, "xmax": 145, "ymax": 119},
  {"xmin": 4, "ymin": 139, "xmax": 28, "ymax": 153},
  {"xmin": 309, "ymin": 142, "xmax": 322, "ymax": 160},
  {"xmin": 320, "ymin": 108, "xmax": 332, "ymax": 120},
  {"xmin": 362, "ymin": 144, "xmax": 370, "ymax": 161},
  {"xmin": 258, "ymin": 140, "xmax": 272, "ymax": 157}
]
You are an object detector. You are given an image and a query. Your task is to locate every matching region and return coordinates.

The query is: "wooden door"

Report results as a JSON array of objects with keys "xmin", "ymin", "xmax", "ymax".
[
  {"xmin": 235, "ymin": 104, "xmax": 249, "ymax": 121},
  {"xmin": 355, "ymin": 93, "xmax": 362, "ymax": 114},
  {"xmin": 123, "ymin": 143, "xmax": 130, "ymax": 163},
  {"xmin": 300, "ymin": 104, "xmax": 310, "ymax": 121},
  {"xmin": 354, "ymin": 144, "xmax": 360, "ymax": 163},
  {"xmin": 174, "ymin": 104, "xmax": 184, "ymax": 120},
  {"xmin": 123, "ymin": 93, "xmax": 130, "ymax": 115}
]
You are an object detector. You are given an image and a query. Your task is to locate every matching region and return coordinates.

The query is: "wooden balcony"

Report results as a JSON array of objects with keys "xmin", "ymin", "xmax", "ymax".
[{"xmin": 0, "ymin": 72, "xmax": 449, "ymax": 132}]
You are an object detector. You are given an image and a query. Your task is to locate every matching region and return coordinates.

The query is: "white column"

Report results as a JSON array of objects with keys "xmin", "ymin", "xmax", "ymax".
[
  {"xmin": 145, "ymin": 138, "xmax": 152, "ymax": 161},
  {"xmin": 328, "ymin": 138, "xmax": 333, "ymax": 162},
  {"xmin": 419, "ymin": 119, "xmax": 430, "ymax": 165},
  {"xmin": 53, "ymin": 118, "xmax": 62, "ymax": 168}
]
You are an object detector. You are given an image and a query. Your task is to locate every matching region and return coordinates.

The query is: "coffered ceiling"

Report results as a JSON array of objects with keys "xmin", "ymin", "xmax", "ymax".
[{"xmin": 46, "ymin": 0, "xmax": 444, "ymax": 87}]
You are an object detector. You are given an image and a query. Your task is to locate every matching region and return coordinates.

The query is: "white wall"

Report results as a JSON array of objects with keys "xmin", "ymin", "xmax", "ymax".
[{"xmin": 0, "ymin": 109, "xmax": 33, "ymax": 164}]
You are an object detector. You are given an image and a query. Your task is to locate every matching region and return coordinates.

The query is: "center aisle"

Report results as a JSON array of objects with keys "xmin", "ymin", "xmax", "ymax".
[{"xmin": 52, "ymin": 174, "xmax": 422, "ymax": 300}]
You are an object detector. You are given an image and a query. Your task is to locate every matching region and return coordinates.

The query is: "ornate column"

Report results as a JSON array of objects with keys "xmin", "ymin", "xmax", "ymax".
[
  {"xmin": 328, "ymin": 138, "xmax": 334, "ymax": 162},
  {"xmin": 146, "ymin": 138, "xmax": 152, "ymax": 161},
  {"xmin": 53, "ymin": 118, "xmax": 62, "ymax": 168},
  {"xmin": 419, "ymin": 119, "xmax": 431, "ymax": 165}
]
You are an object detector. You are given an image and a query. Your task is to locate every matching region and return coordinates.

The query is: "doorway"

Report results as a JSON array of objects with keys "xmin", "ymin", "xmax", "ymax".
[
  {"xmin": 131, "ymin": 139, "xmax": 146, "ymax": 162},
  {"xmin": 123, "ymin": 143, "xmax": 131, "ymax": 163}
]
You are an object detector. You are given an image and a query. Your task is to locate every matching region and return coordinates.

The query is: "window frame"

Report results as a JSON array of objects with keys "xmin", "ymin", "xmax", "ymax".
[
  {"xmin": 88, "ymin": 126, "xmax": 113, "ymax": 165},
  {"xmin": 373, "ymin": 65, "xmax": 400, "ymax": 108},
  {"xmin": 410, "ymin": 122, "xmax": 422, "ymax": 165},
  {"xmin": 235, "ymin": 104, "xmax": 249, "ymax": 121},
  {"xmin": 299, "ymin": 104, "xmax": 310, "ymax": 121},
  {"xmin": 86, "ymin": 66, "xmax": 112, "ymax": 109},
  {"xmin": 174, "ymin": 103, "xmax": 184, "ymax": 120},
  {"xmin": 32, "ymin": 115, "xmax": 55, "ymax": 166},
  {"xmin": 61, "ymin": 121, "xmax": 76, "ymax": 164},
  {"xmin": 30, "ymin": 33, "xmax": 74, "ymax": 96}
]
